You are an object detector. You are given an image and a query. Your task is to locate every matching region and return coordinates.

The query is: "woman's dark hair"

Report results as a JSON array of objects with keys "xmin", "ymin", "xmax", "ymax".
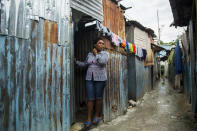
[{"xmin": 93, "ymin": 37, "xmax": 104, "ymax": 45}]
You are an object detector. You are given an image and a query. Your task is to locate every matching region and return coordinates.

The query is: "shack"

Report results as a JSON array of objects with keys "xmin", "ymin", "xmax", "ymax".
[
  {"xmin": 169, "ymin": 0, "xmax": 197, "ymax": 115},
  {"xmin": 71, "ymin": 0, "xmax": 128, "ymax": 123},
  {"xmin": 126, "ymin": 20, "xmax": 155, "ymax": 101}
]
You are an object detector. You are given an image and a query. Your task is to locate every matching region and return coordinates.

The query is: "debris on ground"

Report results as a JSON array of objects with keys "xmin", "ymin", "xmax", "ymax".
[
  {"xmin": 128, "ymin": 100, "xmax": 137, "ymax": 107},
  {"xmin": 71, "ymin": 122, "xmax": 84, "ymax": 131}
]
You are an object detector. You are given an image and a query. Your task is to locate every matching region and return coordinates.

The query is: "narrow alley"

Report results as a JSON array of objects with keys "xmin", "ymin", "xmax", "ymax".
[
  {"xmin": 0, "ymin": 0, "xmax": 197, "ymax": 131},
  {"xmin": 91, "ymin": 79, "xmax": 197, "ymax": 131}
]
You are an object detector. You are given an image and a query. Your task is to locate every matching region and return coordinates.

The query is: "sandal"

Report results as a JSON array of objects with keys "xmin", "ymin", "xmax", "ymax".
[
  {"xmin": 92, "ymin": 118, "xmax": 100, "ymax": 125},
  {"xmin": 80, "ymin": 121, "xmax": 91, "ymax": 131}
]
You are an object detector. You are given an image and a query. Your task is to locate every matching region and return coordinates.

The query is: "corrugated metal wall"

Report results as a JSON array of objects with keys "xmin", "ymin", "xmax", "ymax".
[
  {"xmin": 0, "ymin": 0, "xmax": 71, "ymax": 43},
  {"xmin": 102, "ymin": 0, "xmax": 125, "ymax": 39},
  {"xmin": 128, "ymin": 56, "xmax": 152, "ymax": 101},
  {"xmin": 103, "ymin": 43, "xmax": 128, "ymax": 122},
  {"xmin": 0, "ymin": 0, "xmax": 73, "ymax": 130},
  {"xmin": 134, "ymin": 27, "xmax": 151, "ymax": 50},
  {"xmin": 71, "ymin": 0, "xmax": 103, "ymax": 22},
  {"xmin": 188, "ymin": 20, "xmax": 197, "ymax": 113},
  {"xmin": 183, "ymin": 59, "xmax": 192, "ymax": 101},
  {"xmin": 126, "ymin": 26, "xmax": 153, "ymax": 101}
]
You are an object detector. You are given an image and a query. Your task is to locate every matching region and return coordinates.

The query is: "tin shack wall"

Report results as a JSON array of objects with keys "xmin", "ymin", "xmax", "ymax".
[
  {"xmin": 181, "ymin": 32, "xmax": 192, "ymax": 101},
  {"xmin": 103, "ymin": 40, "xmax": 128, "ymax": 122},
  {"xmin": 102, "ymin": 0, "xmax": 128, "ymax": 122},
  {"xmin": 126, "ymin": 25, "xmax": 153, "ymax": 101},
  {"xmin": 0, "ymin": 0, "xmax": 73, "ymax": 130},
  {"xmin": 188, "ymin": 20, "xmax": 197, "ymax": 113},
  {"xmin": 102, "ymin": 0, "xmax": 125, "ymax": 39}
]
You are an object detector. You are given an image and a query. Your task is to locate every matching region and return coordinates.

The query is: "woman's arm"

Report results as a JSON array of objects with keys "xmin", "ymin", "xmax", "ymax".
[
  {"xmin": 96, "ymin": 51, "xmax": 109, "ymax": 66},
  {"xmin": 76, "ymin": 53, "xmax": 93, "ymax": 67},
  {"xmin": 76, "ymin": 60, "xmax": 87, "ymax": 67}
]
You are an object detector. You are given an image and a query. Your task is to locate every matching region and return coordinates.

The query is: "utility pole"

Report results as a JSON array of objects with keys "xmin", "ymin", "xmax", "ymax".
[
  {"xmin": 157, "ymin": 10, "xmax": 161, "ymax": 79},
  {"xmin": 157, "ymin": 10, "xmax": 160, "ymax": 45}
]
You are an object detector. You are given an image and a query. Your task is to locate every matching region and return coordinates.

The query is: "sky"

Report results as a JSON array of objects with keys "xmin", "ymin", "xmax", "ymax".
[{"xmin": 120, "ymin": 0, "xmax": 186, "ymax": 43}]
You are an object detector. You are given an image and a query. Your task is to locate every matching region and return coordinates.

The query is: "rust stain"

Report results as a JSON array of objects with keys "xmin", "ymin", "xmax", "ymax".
[
  {"xmin": 60, "ymin": 47, "xmax": 63, "ymax": 127},
  {"xmin": 44, "ymin": 20, "xmax": 49, "ymax": 49},
  {"xmin": 102, "ymin": 0, "xmax": 125, "ymax": 39},
  {"xmin": 44, "ymin": 20, "xmax": 58, "ymax": 49},
  {"xmin": 49, "ymin": 46, "xmax": 53, "ymax": 86},
  {"xmin": 50, "ymin": 22, "xmax": 58, "ymax": 44}
]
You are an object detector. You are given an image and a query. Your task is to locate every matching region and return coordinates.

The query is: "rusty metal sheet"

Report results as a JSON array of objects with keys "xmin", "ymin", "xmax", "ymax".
[
  {"xmin": 102, "ymin": 0, "xmax": 125, "ymax": 40},
  {"xmin": 43, "ymin": 20, "xmax": 58, "ymax": 48},
  {"xmin": 103, "ymin": 49, "xmax": 128, "ymax": 122},
  {"xmin": 0, "ymin": 17, "xmax": 72, "ymax": 130}
]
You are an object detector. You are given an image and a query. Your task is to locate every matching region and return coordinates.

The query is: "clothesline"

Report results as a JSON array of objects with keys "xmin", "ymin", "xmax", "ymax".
[{"xmin": 86, "ymin": 20, "xmax": 148, "ymax": 60}]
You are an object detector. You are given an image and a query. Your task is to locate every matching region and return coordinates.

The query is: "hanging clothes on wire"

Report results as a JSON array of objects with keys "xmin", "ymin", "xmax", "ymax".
[
  {"xmin": 118, "ymin": 36, "xmax": 123, "ymax": 46},
  {"xmin": 112, "ymin": 33, "xmax": 119, "ymax": 46},
  {"xmin": 132, "ymin": 44, "xmax": 136, "ymax": 54},
  {"xmin": 142, "ymin": 49, "xmax": 147, "ymax": 60},
  {"xmin": 129, "ymin": 43, "xmax": 133, "ymax": 53},
  {"xmin": 126, "ymin": 41, "xmax": 129, "ymax": 52},
  {"xmin": 174, "ymin": 40, "xmax": 183, "ymax": 74},
  {"xmin": 121, "ymin": 40, "xmax": 126, "ymax": 48},
  {"xmin": 136, "ymin": 46, "xmax": 143, "ymax": 59}
]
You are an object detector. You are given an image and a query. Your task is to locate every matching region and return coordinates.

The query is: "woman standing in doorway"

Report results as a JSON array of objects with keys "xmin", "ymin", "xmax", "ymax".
[{"xmin": 75, "ymin": 37, "xmax": 109, "ymax": 129}]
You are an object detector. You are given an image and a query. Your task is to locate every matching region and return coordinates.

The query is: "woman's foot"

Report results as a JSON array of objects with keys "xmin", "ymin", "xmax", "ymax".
[
  {"xmin": 80, "ymin": 121, "xmax": 91, "ymax": 131},
  {"xmin": 92, "ymin": 117, "xmax": 100, "ymax": 125}
]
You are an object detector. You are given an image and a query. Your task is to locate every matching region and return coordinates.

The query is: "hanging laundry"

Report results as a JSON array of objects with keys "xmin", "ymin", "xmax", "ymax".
[
  {"xmin": 106, "ymin": 28, "xmax": 113, "ymax": 40},
  {"xmin": 142, "ymin": 49, "xmax": 147, "ymax": 60},
  {"xmin": 136, "ymin": 46, "xmax": 143, "ymax": 58},
  {"xmin": 118, "ymin": 36, "xmax": 123, "ymax": 46},
  {"xmin": 95, "ymin": 21, "xmax": 103, "ymax": 32},
  {"xmin": 129, "ymin": 43, "xmax": 133, "ymax": 53},
  {"xmin": 95, "ymin": 21, "xmax": 112, "ymax": 40},
  {"xmin": 132, "ymin": 44, "xmax": 136, "ymax": 54},
  {"xmin": 125, "ymin": 41, "xmax": 129, "ymax": 52},
  {"xmin": 112, "ymin": 33, "xmax": 119, "ymax": 46},
  {"xmin": 174, "ymin": 40, "xmax": 183, "ymax": 74},
  {"xmin": 121, "ymin": 40, "xmax": 126, "ymax": 48}
]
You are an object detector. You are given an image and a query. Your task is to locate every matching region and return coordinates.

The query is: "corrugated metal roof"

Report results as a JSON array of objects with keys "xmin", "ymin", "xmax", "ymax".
[
  {"xmin": 71, "ymin": 0, "xmax": 103, "ymax": 22},
  {"xmin": 169, "ymin": 0, "xmax": 192, "ymax": 26}
]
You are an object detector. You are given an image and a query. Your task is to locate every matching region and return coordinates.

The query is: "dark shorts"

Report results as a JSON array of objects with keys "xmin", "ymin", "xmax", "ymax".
[{"xmin": 86, "ymin": 80, "xmax": 106, "ymax": 100}]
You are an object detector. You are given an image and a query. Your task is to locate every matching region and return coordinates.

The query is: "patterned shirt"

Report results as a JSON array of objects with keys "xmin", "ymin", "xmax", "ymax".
[{"xmin": 76, "ymin": 51, "xmax": 109, "ymax": 81}]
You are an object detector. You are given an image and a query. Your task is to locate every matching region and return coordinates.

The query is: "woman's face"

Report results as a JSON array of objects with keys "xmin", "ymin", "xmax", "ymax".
[{"xmin": 95, "ymin": 40, "xmax": 104, "ymax": 51}]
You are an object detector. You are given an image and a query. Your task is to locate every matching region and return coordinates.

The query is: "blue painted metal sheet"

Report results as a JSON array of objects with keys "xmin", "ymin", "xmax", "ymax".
[
  {"xmin": 128, "ymin": 56, "xmax": 153, "ymax": 101},
  {"xmin": 103, "ymin": 49, "xmax": 128, "ymax": 122},
  {"xmin": 188, "ymin": 20, "xmax": 197, "ymax": 113},
  {"xmin": 128, "ymin": 55, "xmax": 136, "ymax": 100},
  {"xmin": 0, "ymin": 19, "xmax": 72, "ymax": 131},
  {"xmin": 183, "ymin": 59, "xmax": 192, "ymax": 101}
]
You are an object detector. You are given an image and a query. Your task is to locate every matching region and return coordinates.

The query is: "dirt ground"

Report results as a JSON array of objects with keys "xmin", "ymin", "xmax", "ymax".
[{"xmin": 90, "ymin": 78, "xmax": 197, "ymax": 131}]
